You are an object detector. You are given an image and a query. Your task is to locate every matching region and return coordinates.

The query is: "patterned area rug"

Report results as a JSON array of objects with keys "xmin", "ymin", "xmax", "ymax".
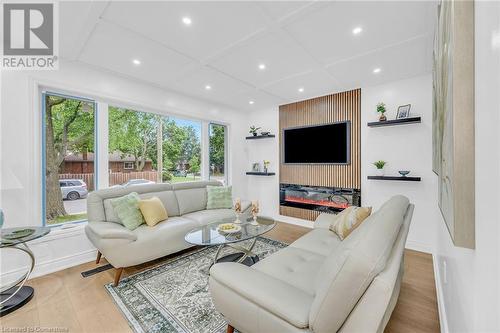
[{"xmin": 106, "ymin": 237, "xmax": 287, "ymax": 333}]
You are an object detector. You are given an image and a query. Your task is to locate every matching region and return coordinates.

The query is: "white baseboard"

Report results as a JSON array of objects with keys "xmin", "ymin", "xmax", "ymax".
[
  {"xmin": 275, "ymin": 214, "xmax": 314, "ymax": 229},
  {"xmin": 432, "ymin": 253, "xmax": 449, "ymax": 333},
  {"xmin": 405, "ymin": 240, "xmax": 433, "ymax": 254},
  {"xmin": 1, "ymin": 249, "xmax": 97, "ymax": 283}
]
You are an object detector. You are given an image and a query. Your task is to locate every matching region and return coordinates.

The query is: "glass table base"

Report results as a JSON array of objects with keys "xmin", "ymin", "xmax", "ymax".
[
  {"xmin": 0, "ymin": 286, "xmax": 34, "ymax": 317},
  {"xmin": 216, "ymin": 252, "xmax": 260, "ymax": 266}
]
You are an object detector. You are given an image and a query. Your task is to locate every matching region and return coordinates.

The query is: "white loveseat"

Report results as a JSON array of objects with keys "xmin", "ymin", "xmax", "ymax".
[
  {"xmin": 209, "ymin": 195, "xmax": 414, "ymax": 333},
  {"xmin": 85, "ymin": 181, "xmax": 249, "ymax": 285}
]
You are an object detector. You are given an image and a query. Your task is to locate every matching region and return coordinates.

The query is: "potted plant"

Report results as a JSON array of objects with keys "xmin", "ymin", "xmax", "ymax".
[
  {"xmin": 376, "ymin": 102, "xmax": 387, "ymax": 121},
  {"xmin": 249, "ymin": 126, "xmax": 261, "ymax": 136},
  {"xmin": 373, "ymin": 160, "xmax": 387, "ymax": 176},
  {"xmin": 263, "ymin": 160, "xmax": 270, "ymax": 173}
]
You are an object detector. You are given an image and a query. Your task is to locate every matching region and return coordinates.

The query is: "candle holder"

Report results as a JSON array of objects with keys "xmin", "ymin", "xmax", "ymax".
[
  {"xmin": 250, "ymin": 200, "xmax": 259, "ymax": 226},
  {"xmin": 251, "ymin": 214, "xmax": 259, "ymax": 226},
  {"xmin": 234, "ymin": 211, "xmax": 242, "ymax": 224}
]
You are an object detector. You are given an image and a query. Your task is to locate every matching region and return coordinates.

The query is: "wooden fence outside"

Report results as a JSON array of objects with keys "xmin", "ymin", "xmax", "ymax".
[{"xmin": 59, "ymin": 171, "xmax": 159, "ymax": 191}]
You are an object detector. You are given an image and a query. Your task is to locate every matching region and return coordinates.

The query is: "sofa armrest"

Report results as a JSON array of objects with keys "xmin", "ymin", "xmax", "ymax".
[
  {"xmin": 314, "ymin": 213, "xmax": 337, "ymax": 229},
  {"xmin": 85, "ymin": 221, "xmax": 137, "ymax": 241},
  {"xmin": 209, "ymin": 263, "xmax": 313, "ymax": 328}
]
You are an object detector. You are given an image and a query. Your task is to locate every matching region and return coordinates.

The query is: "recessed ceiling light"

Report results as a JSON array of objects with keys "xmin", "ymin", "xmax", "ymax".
[
  {"xmin": 249, "ymin": 101, "xmax": 255, "ymax": 105},
  {"xmin": 352, "ymin": 27, "xmax": 363, "ymax": 35},
  {"xmin": 298, "ymin": 87, "xmax": 304, "ymax": 93},
  {"xmin": 258, "ymin": 63, "xmax": 266, "ymax": 70},
  {"xmin": 205, "ymin": 85, "xmax": 212, "ymax": 90},
  {"xmin": 132, "ymin": 59, "xmax": 141, "ymax": 65},
  {"xmin": 182, "ymin": 17, "xmax": 192, "ymax": 26},
  {"xmin": 373, "ymin": 68, "xmax": 381, "ymax": 74}
]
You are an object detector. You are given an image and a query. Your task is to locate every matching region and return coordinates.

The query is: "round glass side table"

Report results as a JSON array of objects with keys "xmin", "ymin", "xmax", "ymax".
[{"xmin": 0, "ymin": 226, "xmax": 50, "ymax": 317}]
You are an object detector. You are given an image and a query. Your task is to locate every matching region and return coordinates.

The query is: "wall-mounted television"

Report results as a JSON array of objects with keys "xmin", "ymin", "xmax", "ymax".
[{"xmin": 283, "ymin": 121, "xmax": 350, "ymax": 164}]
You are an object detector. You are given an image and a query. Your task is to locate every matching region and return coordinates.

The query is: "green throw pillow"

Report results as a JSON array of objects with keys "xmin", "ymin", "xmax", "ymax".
[
  {"xmin": 110, "ymin": 192, "xmax": 145, "ymax": 230},
  {"xmin": 206, "ymin": 186, "xmax": 233, "ymax": 210}
]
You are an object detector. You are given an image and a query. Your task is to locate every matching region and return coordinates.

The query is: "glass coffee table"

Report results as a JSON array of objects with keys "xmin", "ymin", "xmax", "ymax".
[
  {"xmin": 0, "ymin": 226, "xmax": 51, "ymax": 316},
  {"xmin": 185, "ymin": 214, "xmax": 276, "ymax": 267}
]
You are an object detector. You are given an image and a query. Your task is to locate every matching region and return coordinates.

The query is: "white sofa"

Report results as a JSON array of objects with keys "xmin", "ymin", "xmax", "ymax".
[
  {"xmin": 209, "ymin": 195, "xmax": 414, "ymax": 333},
  {"xmin": 85, "ymin": 181, "xmax": 249, "ymax": 285}
]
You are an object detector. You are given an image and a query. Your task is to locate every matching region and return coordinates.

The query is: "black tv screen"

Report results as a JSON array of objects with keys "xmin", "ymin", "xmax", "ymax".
[{"xmin": 283, "ymin": 122, "xmax": 350, "ymax": 164}]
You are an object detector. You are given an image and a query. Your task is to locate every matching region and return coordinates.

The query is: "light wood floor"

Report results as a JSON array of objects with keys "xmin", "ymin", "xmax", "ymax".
[{"xmin": 0, "ymin": 222, "xmax": 440, "ymax": 332}]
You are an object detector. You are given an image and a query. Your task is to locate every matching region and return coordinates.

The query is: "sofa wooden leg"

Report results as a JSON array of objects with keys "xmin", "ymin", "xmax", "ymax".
[
  {"xmin": 226, "ymin": 324, "xmax": 234, "ymax": 333},
  {"xmin": 114, "ymin": 268, "xmax": 124, "ymax": 286},
  {"xmin": 96, "ymin": 251, "xmax": 102, "ymax": 264}
]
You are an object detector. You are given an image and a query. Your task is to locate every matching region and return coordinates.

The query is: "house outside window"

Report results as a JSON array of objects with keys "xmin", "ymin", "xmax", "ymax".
[{"xmin": 123, "ymin": 162, "xmax": 134, "ymax": 170}]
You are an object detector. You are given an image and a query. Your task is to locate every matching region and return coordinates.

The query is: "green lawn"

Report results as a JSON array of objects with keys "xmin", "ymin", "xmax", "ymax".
[
  {"xmin": 170, "ymin": 176, "xmax": 201, "ymax": 183},
  {"xmin": 47, "ymin": 213, "xmax": 87, "ymax": 225}
]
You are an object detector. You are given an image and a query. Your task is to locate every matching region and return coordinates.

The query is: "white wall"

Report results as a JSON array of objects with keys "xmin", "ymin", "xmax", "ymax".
[
  {"xmin": 432, "ymin": 2, "xmax": 500, "ymax": 332},
  {"xmin": 362, "ymin": 74, "xmax": 439, "ymax": 253},
  {"xmin": 0, "ymin": 60, "xmax": 249, "ymax": 281}
]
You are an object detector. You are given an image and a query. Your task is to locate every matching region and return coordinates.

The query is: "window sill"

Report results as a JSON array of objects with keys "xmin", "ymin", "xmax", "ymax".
[{"xmin": 32, "ymin": 222, "xmax": 87, "ymax": 244}]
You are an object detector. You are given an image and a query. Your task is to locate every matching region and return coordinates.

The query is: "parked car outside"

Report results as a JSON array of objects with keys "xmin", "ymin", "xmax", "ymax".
[
  {"xmin": 173, "ymin": 170, "xmax": 187, "ymax": 177},
  {"xmin": 60, "ymin": 179, "xmax": 88, "ymax": 200},
  {"xmin": 122, "ymin": 179, "xmax": 156, "ymax": 187}
]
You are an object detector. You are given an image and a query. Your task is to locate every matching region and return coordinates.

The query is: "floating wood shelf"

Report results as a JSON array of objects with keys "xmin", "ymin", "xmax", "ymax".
[
  {"xmin": 368, "ymin": 176, "xmax": 421, "ymax": 182},
  {"xmin": 245, "ymin": 134, "xmax": 275, "ymax": 140},
  {"xmin": 246, "ymin": 172, "xmax": 276, "ymax": 176},
  {"xmin": 367, "ymin": 117, "xmax": 421, "ymax": 127}
]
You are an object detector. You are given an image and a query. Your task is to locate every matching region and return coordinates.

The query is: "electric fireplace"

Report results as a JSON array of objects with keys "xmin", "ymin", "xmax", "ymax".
[{"xmin": 280, "ymin": 183, "xmax": 361, "ymax": 214}]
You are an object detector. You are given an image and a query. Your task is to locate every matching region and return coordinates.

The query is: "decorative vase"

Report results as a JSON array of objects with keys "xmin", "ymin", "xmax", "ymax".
[
  {"xmin": 252, "ymin": 132, "xmax": 257, "ymax": 136},
  {"xmin": 379, "ymin": 113, "xmax": 387, "ymax": 121},
  {"xmin": 376, "ymin": 168, "xmax": 385, "ymax": 176}
]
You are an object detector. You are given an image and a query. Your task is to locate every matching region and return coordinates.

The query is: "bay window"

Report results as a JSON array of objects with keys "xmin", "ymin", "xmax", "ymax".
[{"xmin": 42, "ymin": 91, "xmax": 227, "ymax": 225}]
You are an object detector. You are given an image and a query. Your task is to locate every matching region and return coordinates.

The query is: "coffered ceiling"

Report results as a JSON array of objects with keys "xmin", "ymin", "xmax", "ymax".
[{"xmin": 60, "ymin": 1, "xmax": 437, "ymax": 111}]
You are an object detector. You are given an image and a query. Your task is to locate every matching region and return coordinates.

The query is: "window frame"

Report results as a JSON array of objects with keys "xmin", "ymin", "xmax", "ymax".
[
  {"xmin": 208, "ymin": 122, "xmax": 229, "ymax": 185},
  {"xmin": 38, "ymin": 84, "xmax": 230, "ymax": 227},
  {"xmin": 41, "ymin": 91, "xmax": 98, "ymax": 227}
]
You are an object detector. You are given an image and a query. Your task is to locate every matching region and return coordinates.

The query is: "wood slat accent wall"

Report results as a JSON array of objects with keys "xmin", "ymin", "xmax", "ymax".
[
  {"xmin": 279, "ymin": 206, "xmax": 322, "ymax": 221},
  {"xmin": 279, "ymin": 89, "xmax": 361, "ymax": 221}
]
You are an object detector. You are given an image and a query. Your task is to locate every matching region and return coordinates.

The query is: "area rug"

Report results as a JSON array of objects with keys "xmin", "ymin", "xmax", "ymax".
[{"xmin": 105, "ymin": 237, "xmax": 287, "ymax": 333}]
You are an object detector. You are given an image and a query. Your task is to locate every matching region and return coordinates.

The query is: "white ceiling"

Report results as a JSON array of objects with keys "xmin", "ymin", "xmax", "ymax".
[{"xmin": 60, "ymin": 1, "xmax": 437, "ymax": 111}]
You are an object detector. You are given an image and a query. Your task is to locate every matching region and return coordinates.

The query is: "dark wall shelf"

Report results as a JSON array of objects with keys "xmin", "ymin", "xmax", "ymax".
[
  {"xmin": 367, "ymin": 117, "xmax": 421, "ymax": 127},
  {"xmin": 246, "ymin": 134, "xmax": 275, "ymax": 140},
  {"xmin": 246, "ymin": 172, "xmax": 276, "ymax": 176},
  {"xmin": 368, "ymin": 176, "xmax": 421, "ymax": 182}
]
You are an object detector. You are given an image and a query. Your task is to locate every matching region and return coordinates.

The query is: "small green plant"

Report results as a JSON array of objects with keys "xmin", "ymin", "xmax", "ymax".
[
  {"xmin": 376, "ymin": 102, "xmax": 386, "ymax": 114},
  {"xmin": 249, "ymin": 126, "xmax": 261, "ymax": 135},
  {"xmin": 373, "ymin": 160, "xmax": 387, "ymax": 169}
]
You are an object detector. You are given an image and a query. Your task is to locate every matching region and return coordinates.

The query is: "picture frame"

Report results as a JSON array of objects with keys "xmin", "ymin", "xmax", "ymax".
[
  {"xmin": 252, "ymin": 163, "xmax": 261, "ymax": 172},
  {"xmin": 396, "ymin": 104, "xmax": 411, "ymax": 119}
]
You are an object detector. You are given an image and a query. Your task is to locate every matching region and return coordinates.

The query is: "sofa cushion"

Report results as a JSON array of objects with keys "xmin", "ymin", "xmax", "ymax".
[
  {"xmin": 118, "ymin": 216, "xmax": 199, "ymax": 265},
  {"xmin": 329, "ymin": 206, "xmax": 372, "ymax": 240},
  {"xmin": 138, "ymin": 190, "xmax": 180, "ymax": 217},
  {"xmin": 253, "ymin": 247, "xmax": 325, "ymax": 296},
  {"xmin": 309, "ymin": 195, "xmax": 410, "ymax": 333},
  {"xmin": 183, "ymin": 209, "xmax": 235, "ymax": 226},
  {"xmin": 96, "ymin": 184, "xmax": 177, "ymax": 222},
  {"xmin": 109, "ymin": 192, "xmax": 145, "ymax": 230},
  {"xmin": 138, "ymin": 197, "xmax": 168, "ymax": 227},
  {"xmin": 289, "ymin": 228, "xmax": 342, "ymax": 257},
  {"xmin": 172, "ymin": 180, "xmax": 222, "ymax": 215},
  {"xmin": 207, "ymin": 186, "xmax": 233, "ymax": 209}
]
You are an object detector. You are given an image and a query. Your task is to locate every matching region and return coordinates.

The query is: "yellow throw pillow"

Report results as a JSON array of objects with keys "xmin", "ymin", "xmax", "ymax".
[
  {"xmin": 329, "ymin": 206, "xmax": 372, "ymax": 240},
  {"xmin": 138, "ymin": 197, "xmax": 168, "ymax": 227}
]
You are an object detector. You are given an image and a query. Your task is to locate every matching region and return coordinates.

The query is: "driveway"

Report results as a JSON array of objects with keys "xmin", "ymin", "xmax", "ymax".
[{"xmin": 64, "ymin": 198, "xmax": 87, "ymax": 215}]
